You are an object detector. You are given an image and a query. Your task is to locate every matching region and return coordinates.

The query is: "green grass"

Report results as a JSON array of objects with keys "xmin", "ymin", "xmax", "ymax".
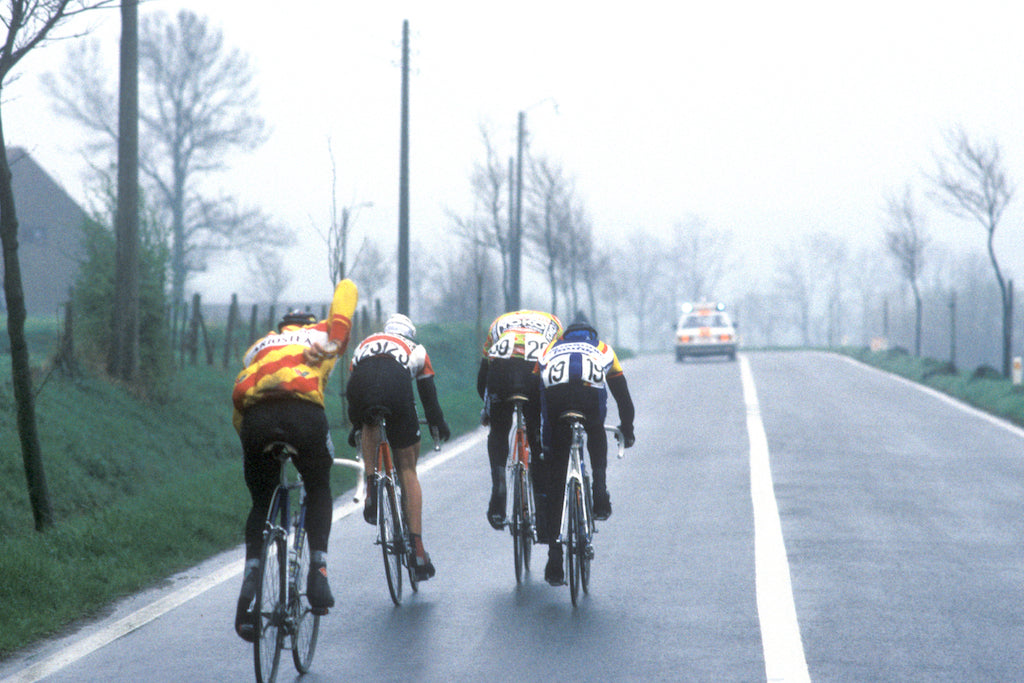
[{"xmin": 0, "ymin": 319, "xmax": 484, "ymax": 658}]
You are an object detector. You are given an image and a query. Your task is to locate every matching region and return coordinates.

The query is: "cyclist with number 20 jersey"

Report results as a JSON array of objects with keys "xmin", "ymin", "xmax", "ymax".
[{"xmin": 477, "ymin": 310, "xmax": 563, "ymax": 529}]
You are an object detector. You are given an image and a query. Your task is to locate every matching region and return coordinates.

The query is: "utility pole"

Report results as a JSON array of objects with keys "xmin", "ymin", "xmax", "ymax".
[
  {"xmin": 510, "ymin": 111, "xmax": 525, "ymax": 310},
  {"xmin": 506, "ymin": 156, "xmax": 515, "ymax": 310},
  {"xmin": 397, "ymin": 19, "xmax": 410, "ymax": 315},
  {"xmin": 111, "ymin": 0, "xmax": 139, "ymax": 381}
]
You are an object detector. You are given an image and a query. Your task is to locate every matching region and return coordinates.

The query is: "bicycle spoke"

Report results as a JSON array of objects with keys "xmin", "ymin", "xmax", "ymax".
[
  {"xmin": 254, "ymin": 534, "xmax": 285, "ymax": 683},
  {"xmin": 290, "ymin": 523, "xmax": 319, "ymax": 673}
]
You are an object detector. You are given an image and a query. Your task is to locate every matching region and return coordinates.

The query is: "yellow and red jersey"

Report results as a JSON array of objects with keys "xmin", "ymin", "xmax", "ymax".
[
  {"xmin": 482, "ymin": 310, "xmax": 562, "ymax": 364},
  {"xmin": 231, "ymin": 279, "xmax": 358, "ymax": 431}
]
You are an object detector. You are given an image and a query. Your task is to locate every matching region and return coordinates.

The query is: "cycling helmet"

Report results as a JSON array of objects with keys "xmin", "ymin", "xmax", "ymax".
[
  {"xmin": 563, "ymin": 312, "xmax": 598, "ymax": 343},
  {"xmin": 279, "ymin": 308, "xmax": 316, "ymax": 331},
  {"xmin": 384, "ymin": 313, "xmax": 417, "ymax": 341}
]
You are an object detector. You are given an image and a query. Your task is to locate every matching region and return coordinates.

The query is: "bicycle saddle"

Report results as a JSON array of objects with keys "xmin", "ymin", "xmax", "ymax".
[
  {"xmin": 559, "ymin": 410, "xmax": 587, "ymax": 423},
  {"xmin": 366, "ymin": 405, "xmax": 392, "ymax": 424},
  {"xmin": 263, "ymin": 441, "xmax": 298, "ymax": 461}
]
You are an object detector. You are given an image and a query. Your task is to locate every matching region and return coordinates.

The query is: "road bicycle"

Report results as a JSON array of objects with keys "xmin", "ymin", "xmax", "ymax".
[
  {"xmin": 252, "ymin": 442, "xmax": 320, "ymax": 683},
  {"xmin": 503, "ymin": 393, "xmax": 537, "ymax": 584},
  {"xmin": 557, "ymin": 413, "xmax": 625, "ymax": 606},
  {"xmin": 360, "ymin": 408, "xmax": 440, "ymax": 605}
]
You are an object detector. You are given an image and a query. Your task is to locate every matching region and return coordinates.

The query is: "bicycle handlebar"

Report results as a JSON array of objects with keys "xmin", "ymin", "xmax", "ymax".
[
  {"xmin": 604, "ymin": 425, "xmax": 626, "ymax": 460},
  {"xmin": 419, "ymin": 418, "xmax": 441, "ymax": 451}
]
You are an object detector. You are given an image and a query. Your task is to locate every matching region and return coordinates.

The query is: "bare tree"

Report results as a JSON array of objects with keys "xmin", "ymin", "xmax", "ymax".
[
  {"xmin": 524, "ymin": 156, "xmax": 573, "ymax": 315},
  {"xmin": 669, "ymin": 217, "xmax": 733, "ymax": 302},
  {"xmin": 43, "ymin": 9, "xmax": 291, "ymax": 310},
  {"xmin": 348, "ymin": 237, "xmax": 391, "ymax": 309},
  {"xmin": 247, "ymin": 250, "xmax": 291, "ymax": 309},
  {"xmin": 446, "ymin": 212, "xmax": 499, "ymax": 338},
  {"xmin": 813, "ymin": 232, "xmax": 849, "ymax": 347},
  {"xmin": 0, "ymin": 0, "xmax": 117, "ymax": 531},
  {"xmin": 884, "ymin": 186, "xmax": 930, "ymax": 356},
  {"xmin": 928, "ymin": 126, "xmax": 1015, "ymax": 375},
  {"xmin": 619, "ymin": 230, "xmax": 667, "ymax": 352},
  {"xmin": 315, "ymin": 139, "xmax": 373, "ymax": 284},
  {"xmin": 470, "ymin": 125, "xmax": 513, "ymax": 308},
  {"xmin": 773, "ymin": 237, "xmax": 819, "ymax": 346}
]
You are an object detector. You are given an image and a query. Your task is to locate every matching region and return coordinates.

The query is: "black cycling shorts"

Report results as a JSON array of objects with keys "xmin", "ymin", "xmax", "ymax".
[{"xmin": 346, "ymin": 355, "xmax": 421, "ymax": 449}]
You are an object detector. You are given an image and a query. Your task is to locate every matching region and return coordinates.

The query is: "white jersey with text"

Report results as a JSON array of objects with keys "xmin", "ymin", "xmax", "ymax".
[
  {"xmin": 350, "ymin": 332, "xmax": 434, "ymax": 380},
  {"xmin": 538, "ymin": 338, "xmax": 623, "ymax": 389}
]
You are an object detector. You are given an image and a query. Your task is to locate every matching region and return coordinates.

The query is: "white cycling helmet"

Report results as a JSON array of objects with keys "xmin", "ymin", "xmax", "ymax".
[{"xmin": 384, "ymin": 313, "xmax": 416, "ymax": 341}]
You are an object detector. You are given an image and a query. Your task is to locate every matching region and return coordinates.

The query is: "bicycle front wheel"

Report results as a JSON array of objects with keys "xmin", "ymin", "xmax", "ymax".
[
  {"xmin": 290, "ymin": 525, "xmax": 319, "ymax": 673},
  {"xmin": 378, "ymin": 479, "xmax": 403, "ymax": 605},
  {"xmin": 522, "ymin": 467, "xmax": 534, "ymax": 573},
  {"xmin": 567, "ymin": 480, "xmax": 582, "ymax": 606},
  {"xmin": 254, "ymin": 533, "xmax": 286, "ymax": 683},
  {"xmin": 580, "ymin": 498, "xmax": 591, "ymax": 595}
]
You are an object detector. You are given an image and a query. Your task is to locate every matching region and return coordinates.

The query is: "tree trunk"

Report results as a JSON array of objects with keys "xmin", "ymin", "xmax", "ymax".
[
  {"xmin": 1003, "ymin": 280, "xmax": 1013, "ymax": 378},
  {"xmin": 0, "ymin": 121, "xmax": 53, "ymax": 531},
  {"xmin": 913, "ymin": 282, "xmax": 922, "ymax": 358}
]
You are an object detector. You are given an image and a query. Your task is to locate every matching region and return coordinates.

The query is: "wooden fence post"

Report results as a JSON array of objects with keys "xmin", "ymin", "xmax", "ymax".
[
  {"xmin": 223, "ymin": 293, "xmax": 239, "ymax": 369},
  {"xmin": 187, "ymin": 294, "xmax": 200, "ymax": 365},
  {"xmin": 248, "ymin": 304, "xmax": 258, "ymax": 347}
]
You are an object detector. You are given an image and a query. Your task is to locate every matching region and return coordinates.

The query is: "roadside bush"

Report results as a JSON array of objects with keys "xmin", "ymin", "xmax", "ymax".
[{"xmin": 73, "ymin": 212, "xmax": 173, "ymax": 400}]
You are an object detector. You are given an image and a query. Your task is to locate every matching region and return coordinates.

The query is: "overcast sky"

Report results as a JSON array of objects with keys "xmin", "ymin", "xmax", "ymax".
[{"xmin": 7, "ymin": 0, "xmax": 1024, "ymax": 307}]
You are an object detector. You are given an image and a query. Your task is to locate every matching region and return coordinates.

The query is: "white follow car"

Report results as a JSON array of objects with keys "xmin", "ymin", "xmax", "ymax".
[{"xmin": 674, "ymin": 302, "xmax": 738, "ymax": 362}]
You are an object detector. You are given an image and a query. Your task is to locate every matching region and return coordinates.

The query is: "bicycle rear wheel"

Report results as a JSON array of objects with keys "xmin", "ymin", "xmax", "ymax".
[
  {"xmin": 567, "ymin": 480, "xmax": 582, "ymax": 606},
  {"xmin": 254, "ymin": 533, "xmax": 286, "ymax": 683},
  {"xmin": 290, "ymin": 524, "xmax": 319, "ymax": 673},
  {"xmin": 378, "ymin": 479, "xmax": 403, "ymax": 605},
  {"xmin": 511, "ymin": 464, "xmax": 529, "ymax": 583}
]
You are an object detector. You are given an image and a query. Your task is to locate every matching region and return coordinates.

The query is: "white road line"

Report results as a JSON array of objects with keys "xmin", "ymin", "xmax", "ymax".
[
  {"xmin": 836, "ymin": 353, "xmax": 1024, "ymax": 438},
  {"xmin": 740, "ymin": 354, "xmax": 811, "ymax": 683},
  {"xmin": 1, "ymin": 429, "xmax": 487, "ymax": 683}
]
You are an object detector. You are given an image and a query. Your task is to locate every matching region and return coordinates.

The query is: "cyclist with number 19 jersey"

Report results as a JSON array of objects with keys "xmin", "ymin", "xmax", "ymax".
[
  {"xmin": 535, "ymin": 314, "xmax": 635, "ymax": 585},
  {"xmin": 477, "ymin": 310, "xmax": 563, "ymax": 529}
]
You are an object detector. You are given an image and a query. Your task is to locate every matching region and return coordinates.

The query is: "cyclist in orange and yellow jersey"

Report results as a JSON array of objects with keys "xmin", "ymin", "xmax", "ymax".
[
  {"xmin": 477, "ymin": 309, "xmax": 562, "ymax": 529},
  {"xmin": 231, "ymin": 278, "xmax": 357, "ymax": 642}
]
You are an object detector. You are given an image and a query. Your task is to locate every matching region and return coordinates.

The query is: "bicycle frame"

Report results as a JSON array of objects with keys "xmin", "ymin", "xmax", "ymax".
[
  {"xmin": 556, "ymin": 418, "xmax": 626, "ymax": 605},
  {"xmin": 505, "ymin": 395, "xmax": 536, "ymax": 537},
  {"xmin": 254, "ymin": 444, "xmax": 319, "ymax": 682},
  {"xmin": 366, "ymin": 412, "xmax": 417, "ymax": 604},
  {"xmin": 262, "ymin": 449, "xmax": 305, "ymax": 629},
  {"xmin": 558, "ymin": 416, "xmax": 592, "ymax": 546}
]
